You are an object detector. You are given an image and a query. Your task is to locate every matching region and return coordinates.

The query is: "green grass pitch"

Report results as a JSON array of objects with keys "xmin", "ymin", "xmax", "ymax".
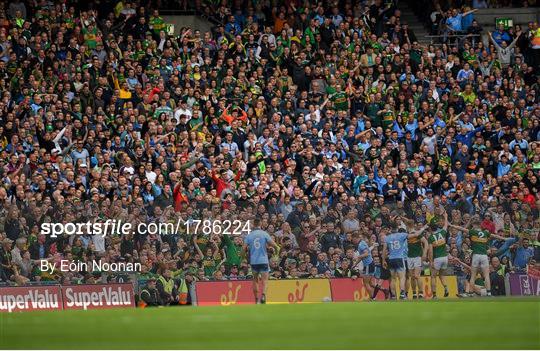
[{"xmin": 1, "ymin": 299, "xmax": 539, "ymax": 349}]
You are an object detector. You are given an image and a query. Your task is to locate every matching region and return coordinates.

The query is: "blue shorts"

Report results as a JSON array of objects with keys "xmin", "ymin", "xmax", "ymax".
[
  {"xmin": 362, "ymin": 262, "xmax": 376, "ymax": 276},
  {"xmin": 388, "ymin": 258, "xmax": 406, "ymax": 273},
  {"xmin": 251, "ymin": 264, "xmax": 269, "ymax": 273}
]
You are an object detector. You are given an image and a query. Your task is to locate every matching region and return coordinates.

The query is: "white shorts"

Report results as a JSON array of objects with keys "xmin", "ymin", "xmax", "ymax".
[
  {"xmin": 433, "ymin": 256, "xmax": 448, "ymax": 271},
  {"xmin": 471, "ymin": 254, "xmax": 489, "ymax": 269},
  {"xmin": 407, "ymin": 257, "xmax": 422, "ymax": 270}
]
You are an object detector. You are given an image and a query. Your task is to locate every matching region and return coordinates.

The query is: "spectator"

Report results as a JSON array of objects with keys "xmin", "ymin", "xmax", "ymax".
[
  {"xmin": 446, "ymin": 8, "xmax": 478, "ymax": 33},
  {"xmin": 513, "ymin": 238, "xmax": 535, "ymax": 271},
  {"xmin": 489, "ymin": 30, "xmax": 523, "ymax": 66},
  {"xmin": 489, "ymin": 256, "xmax": 506, "ymax": 295},
  {"xmin": 492, "ymin": 23, "xmax": 512, "ymax": 46},
  {"xmin": 139, "ymin": 277, "xmax": 162, "ymax": 307}
]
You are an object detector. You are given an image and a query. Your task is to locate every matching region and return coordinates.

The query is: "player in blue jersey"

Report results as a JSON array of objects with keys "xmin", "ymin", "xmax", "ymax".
[
  {"xmin": 356, "ymin": 233, "xmax": 376, "ymax": 299},
  {"xmin": 243, "ymin": 218, "xmax": 279, "ymax": 304},
  {"xmin": 383, "ymin": 220, "xmax": 428, "ymax": 300}
]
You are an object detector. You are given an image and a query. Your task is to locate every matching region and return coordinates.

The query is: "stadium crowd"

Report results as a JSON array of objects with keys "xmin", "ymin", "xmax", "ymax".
[{"xmin": 0, "ymin": 0, "xmax": 539, "ymax": 303}]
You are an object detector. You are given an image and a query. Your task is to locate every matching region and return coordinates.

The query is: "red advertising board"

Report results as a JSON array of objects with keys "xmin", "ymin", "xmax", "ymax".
[
  {"xmin": 61, "ymin": 283, "xmax": 135, "ymax": 310},
  {"xmin": 527, "ymin": 265, "xmax": 540, "ymax": 280},
  {"xmin": 331, "ymin": 276, "xmax": 459, "ymax": 301},
  {"xmin": 330, "ymin": 278, "xmax": 388, "ymax": 301},
  {"xmin": 196, "ymin": 280, "xmax": 255, "ymax": 306},
  {"xmin": 0, "ymin": 285, "xmax": 62, "ymax": 313}
]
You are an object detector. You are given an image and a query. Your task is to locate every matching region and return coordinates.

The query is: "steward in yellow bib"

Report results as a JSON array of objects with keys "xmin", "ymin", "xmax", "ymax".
[
  {"xmin": 156, "ymin": 269, "xmax": 193, "ymax": 305},
  {"xmin": 157, "ymin": 269, "xmax": 178, "ymax": 305}
]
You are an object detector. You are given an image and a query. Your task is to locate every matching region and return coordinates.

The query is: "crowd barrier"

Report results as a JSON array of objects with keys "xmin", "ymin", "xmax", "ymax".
[
  {"xmin": 196, "ymin": 280, "xmax": 255, "ymax": 306},
  {"xmin": 194, "ymin": 276, "xmax": 460, "ymax": 305},
  {"xmin": 9, "ymin": 273, "xmax": 530, "ymax": 312},
  {"xmin": 0, "ymin": 285, "xmax": 62, "ymax": 312},
  {"xmin": 0, "ymin": 283, "xmax": 135, "ymax": 313}
]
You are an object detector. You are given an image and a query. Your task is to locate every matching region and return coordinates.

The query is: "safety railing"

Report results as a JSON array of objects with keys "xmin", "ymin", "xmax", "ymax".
[
  {"xmin": 424, "ymin": 33, "xmax": 482, "ymax": 46},
  {"xmin": 159, "ymin": 8, "xmax": 225, "ymax": 27}
]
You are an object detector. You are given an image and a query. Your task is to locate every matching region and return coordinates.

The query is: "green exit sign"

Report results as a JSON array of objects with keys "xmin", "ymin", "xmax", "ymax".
[{"xmin": 495, "ymin": 17, "xmax": 513, "ymax": 29}]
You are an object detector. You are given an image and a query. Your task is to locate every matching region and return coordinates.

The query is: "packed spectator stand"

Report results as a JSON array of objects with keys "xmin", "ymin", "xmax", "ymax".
[{"xmin": 0, "ymin": 0, "xmax": 538, "ymax": 305}]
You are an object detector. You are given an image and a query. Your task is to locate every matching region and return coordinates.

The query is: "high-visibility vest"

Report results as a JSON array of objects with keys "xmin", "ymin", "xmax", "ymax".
[
  {"xmin": 178, "ymin": 279, "xmax": 189, "ymax": 305},
  {"xmin": 158, "ymin": 276, "xmax": 175, "ymax": 295},
  {"xmin": 531, "ymin": 29, "xmax": 540, "ymax": 47},
  {"xmin": 496, "ymin": 264, "xmax": 506, "ymax": 276}
]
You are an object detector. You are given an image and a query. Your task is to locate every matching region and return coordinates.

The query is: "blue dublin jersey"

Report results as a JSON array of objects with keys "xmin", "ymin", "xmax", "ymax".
[
  {"xmin": 385, "ymin": 232, "xmax": 409, "ymax": 259},
  {"xmin": 245, "ymin": 229, "xmax": 272, "ymax": 265},
  {"xmin": 357, "ymin": 240, "xmax": 373, "ymax": 266}
]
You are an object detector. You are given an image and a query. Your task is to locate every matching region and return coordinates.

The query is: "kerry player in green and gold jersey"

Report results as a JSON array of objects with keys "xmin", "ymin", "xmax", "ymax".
[
  {"xmin": 402, "ymin": 219, "xmax": 429, "ymax": 299},
  {"xmin": 427, "ymin": 210, "xmax": 450, "ymax": 299},
  {"xmin": 450, "ymin": 215, "xmax": 509, "ymax": 297}
]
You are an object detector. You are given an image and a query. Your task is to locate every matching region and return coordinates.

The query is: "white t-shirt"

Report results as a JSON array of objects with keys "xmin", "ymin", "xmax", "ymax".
[
  {"xmin": 92, "ymin": 235, "xmax": 106, "ymax": 254},
  {"xmin": 305, "ymin": 109, "xmax": 321, "ymax": 123},
  {"xmin": 146, "ymin": 171, "xmax": 157, "ymax": 184},
  {"xmin": 174, "ymin": 107, "xmax": 192, "ymax": 123},
  {"xmin": 422, "ymin": 135, "xmax": 437, "ymax": 155}
]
